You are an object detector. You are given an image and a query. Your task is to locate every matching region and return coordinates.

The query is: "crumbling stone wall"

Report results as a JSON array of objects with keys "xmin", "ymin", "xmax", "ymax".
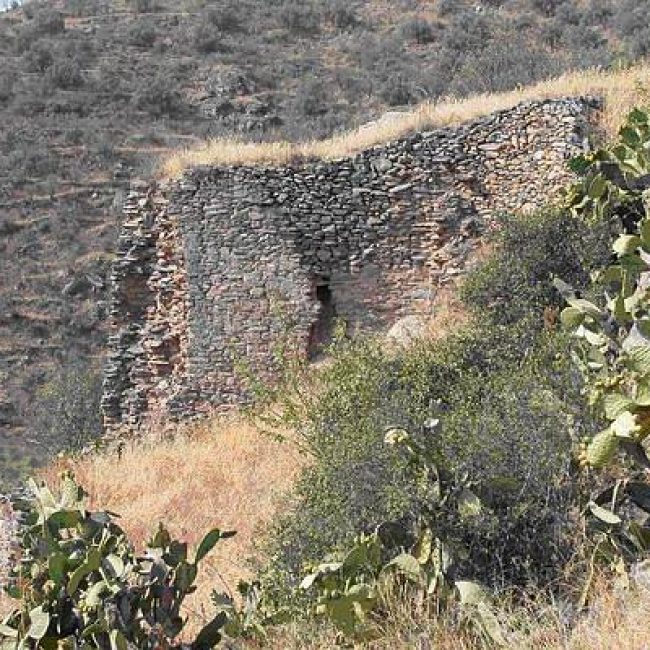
[{"xmin": 102, "ymin": 97, "xmax": 599, "ymax": 433}]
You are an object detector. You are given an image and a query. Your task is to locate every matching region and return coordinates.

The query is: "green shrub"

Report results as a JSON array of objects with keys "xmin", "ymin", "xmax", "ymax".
[
  {"xmin": 461, "ymin": 210, "xmax": 612, "ymax": 327},
  {"xmin": 252, "ymin": 200, "xmax": 614, "ymax": 608},
  {"xmin": 45, "ymin": 59, "xmax": 85, "ymax": 90},
  {"xmin": 28, "ymin": 360, "xmax": 103, "ymax": 457},
  {"xmin": 127, "ymin": 20, "xmax": 157, "ymax": 47},
  {"xmin": 258, "ymin": 325, "xmax": 591, "ymax": 602},
  {"xmin": 400, "ymin": 18, "xmax": 436, "ymax": 44},
  {"xmin": 132, "ymin": 75, "xmax": 186, "ymax": 118}
]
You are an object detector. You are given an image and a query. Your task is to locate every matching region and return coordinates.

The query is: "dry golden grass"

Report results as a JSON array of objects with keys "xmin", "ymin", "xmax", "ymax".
[
  {"xmin": 161, "ymin": 65, "xmax": 650, "ymax": 178},
  {"xmin": 39, "ymin": 416, "xmax": 304, "ymax": 635},
  {"xmin": 266, "ymin": 576, "xmax": 650, "ymax": 649}
]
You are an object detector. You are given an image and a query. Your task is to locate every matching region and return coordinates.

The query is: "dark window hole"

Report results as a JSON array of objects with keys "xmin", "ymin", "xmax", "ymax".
[{"xmin": 308, "ymin": 277, "xmax": 336, "ymax": 359}]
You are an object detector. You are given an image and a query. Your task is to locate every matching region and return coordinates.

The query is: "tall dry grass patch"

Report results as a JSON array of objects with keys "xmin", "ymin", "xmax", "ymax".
[
  {"xmin": 161, "ymin": 65, "xmax": 650, "ymax": 178},
  {"xmin": 40, "ymin": 416, "xmax": 304, "ymax": 634}
]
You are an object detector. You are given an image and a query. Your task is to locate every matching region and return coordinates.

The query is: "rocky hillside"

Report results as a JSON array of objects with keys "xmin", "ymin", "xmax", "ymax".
[{"xmin": 0, "ymin": 0, "xmax": 646, "ymax": 483}]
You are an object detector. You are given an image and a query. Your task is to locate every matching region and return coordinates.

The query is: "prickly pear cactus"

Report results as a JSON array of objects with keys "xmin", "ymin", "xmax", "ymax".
[
  {"xmin": 0, "ymin": 473, "xmax": 234, "ymax": 649},
  {"xmin": 582, "ymin": 429, "xmax": 619, "ymax": 468},
  {"xmin": 559, "ymin": 106, "xmax": 650, "ymax": 471}
]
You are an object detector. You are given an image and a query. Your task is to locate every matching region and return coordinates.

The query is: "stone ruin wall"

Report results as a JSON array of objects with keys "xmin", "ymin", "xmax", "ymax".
[{"xmin": 102, "ymin": 97, "xmax": 600, "ymax": 433}]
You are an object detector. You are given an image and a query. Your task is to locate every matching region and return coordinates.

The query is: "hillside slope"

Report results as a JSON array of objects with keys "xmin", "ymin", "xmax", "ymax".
[{"xmin": 0, "ymin": 0, "xmax": 647, "ymax": 482}]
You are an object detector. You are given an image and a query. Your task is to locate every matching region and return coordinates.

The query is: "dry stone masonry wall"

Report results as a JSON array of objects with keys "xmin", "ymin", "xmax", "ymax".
[{"xmin": 102, "ymin": 97, "xmax": 600, "ymax": 433}]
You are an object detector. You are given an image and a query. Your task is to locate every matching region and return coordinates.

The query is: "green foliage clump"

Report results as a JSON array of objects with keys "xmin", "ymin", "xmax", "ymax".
[
  {"xmin": 461, "ymin": 210, "xmax": 611, "ymax": 328},
  {"xmin": 127, "ymin": 20, "xmax": 158, "ymax": 48},
  {"xmin": 1, "ymin": 473, "xmax": 232, "ymax": 648},
  {"xmin": 28, "ymin": 361, "xmax": 103, "ymax": 458},
  {"xmin": 560, "ymin": 106, "xmax": 650, "ymax": 472},
  {"xmin": 297, "ymin": 430, "xmax": 506, "ymax": 645},
  {"xmin": 548, "ymin": 105, "xmax": 650, "ymax": 574},
  {"xmin": 251, "ymin": 203, "xmax": 613, "ymax": 610}
]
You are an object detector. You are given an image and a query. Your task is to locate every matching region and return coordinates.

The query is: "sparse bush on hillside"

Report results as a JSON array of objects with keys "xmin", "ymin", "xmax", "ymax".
[
  {"xmin": 378, "ymin": 73, "xmax": 419, "ymax": 106},
  {"xmin": 8, "ymin": 145, "xmax": 59, "ymax": 178},
  {"xmin": 0, "ymin": 71, "xmax": 14, "ymax": 103},
  {"xmin": 441, "ymin": 10, "xmax": 492, "ymax": 56},
  {"xmin": 28, "ymin": 360, "xmax": 103, "ymax": 456},
  {"xmin": 127, "ymin": 0, "xmax": 157, "ymax": 13},
  {"xmin": 292, "ymin": 77, "xmax": 327, "ymax": 116},
  {"xmin": 32, "ymin": 8, "xmax": 65, "ymax": 35},
  {"xmin": 45, "ymin": 58, "xmax": 85, "ymax": 90},
  {"xmin": 530, "ymin": 0, "xmax": 565, "ymax": 15},
  {"xmin": 322, "ymin": 0, "xmax": 358, "ymax": 30},
  {"xmin": 193, "ymin": 23, "xmax": 228, "ymax": 55},
  {"xmin": 400, "ymin": 17, "xmax": 437, "ymax": 44},
  {"xmin": 67, "ymin": 0, "xmax": 108, "ymax": 18},
  {"xmin": 205, "ymin": 2, "xmax": 243, "ymax": 33},
  {"xmin": 127, "ymin": 19, "xmax": 158, "ymax": 48},
  {"xmin": 461, "ymin": 210, "xmax": 612, "ymax": 327},
  {"xmin": 277, "ymin": 0, "xmax": 321, "ymax": 36},
  {"xmin": 23, "ymin": 42, "xmax": 54, "ymax": 72},
  {"xmin": 614, "ymin": 0, "xmax": 650, "ymax": 59},
  {"xmin": 132, "ymin": 75, "xmax": 186, "ymax": 117}
]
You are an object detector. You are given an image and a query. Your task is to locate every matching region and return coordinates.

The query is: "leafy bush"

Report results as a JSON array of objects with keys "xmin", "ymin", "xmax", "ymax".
[
  {"xmin": 277, "ymin": 0, "xmax": 321, "ymax": 35},
  {"xmin": 461, "ymin": 210, "xmax": 612, "ymax": 327},
  {"xmin": 560, "ymin": 107, "xmax": 650, "ymax": 472},
  {"xmin": 45, "ymin": 59, "xmax": 85, "ymax": 90},
  {"xmin": 446, "ymin": 38, "xmax": 568, "ymax": 96},
  {"xmin": 545, "ymin": 106, "xmax": 650, "ymax": 578},
  {"xmin": 127, "ymin": 20, "xmax": 157, "ymax": 48},
  {"xmin": 1, "ymin": 473, "xmax": 231, "ymax": 648},
  {"xmin": 250, "ymin": 186, "xmax": 617, "ymax": 613},
  {"xmin": 132, "ymin": 75, "xmax": 185, "ymax": 118},
  {"xmin": 400, "ymin": 18, "xmax": 436, "ymax": 44},
  {"xmin": 254, "ymin": 331, "xmax": 594, "ymax": 608},
  {"xmin": 323, "ymin": 0, "xmax": 358, "ymax": 30},
  {"xmin": 28, "ymin": 360, "xmax": 103, "ymax": 457}
]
